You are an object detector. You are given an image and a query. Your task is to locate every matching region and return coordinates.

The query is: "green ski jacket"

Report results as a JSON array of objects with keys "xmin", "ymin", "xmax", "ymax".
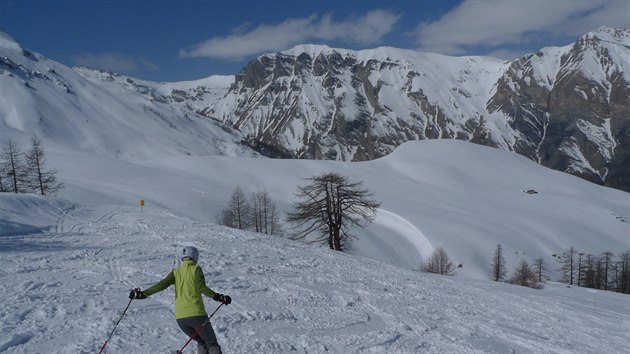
[{"xmin": 143, "ymin": 260, "xmax": 217, "ymax": 319}]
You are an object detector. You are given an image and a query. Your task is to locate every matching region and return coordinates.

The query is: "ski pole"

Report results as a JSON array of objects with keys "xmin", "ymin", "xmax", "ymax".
[
  {"xmin": 176, "ymin": 303, "xmax": 224, "ymax": 354},
  {"xmin": 98, "ymin": 297, "xmax": 133, "ymax": 354}
]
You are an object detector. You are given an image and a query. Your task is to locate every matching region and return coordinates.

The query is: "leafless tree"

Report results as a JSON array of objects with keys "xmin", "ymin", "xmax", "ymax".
[
  {"xmin": 491, "ymin": 243, "xmax": 507, "ymax": 282},
  {"xmin": 556, "ymin": 246, "xmax": 578, "ymax": 285},
  {"xmin": 510, "ymin": 259, "xmax": 539, "ymax": 288},
  {"xmin": 533, "ymin": 257, "xmax": 550, "ymax": 283},
  {"xmin": 251, "ymin": 187, "xmax": 283, "ymax": 236},
  {"xmin": 24, "ymin": 136, "xmax": 63, "ymax": 195},
  {"xmin": 600, "ymin": 251, "xmax": 614, "ymax": 291},
  {"xmin": 1, "ymin": 139, "xmax": 26, "ymax": 193},
  {"xmin": 581, "ymin": 254, "xmax": 598, "ymax": 288},
  {"xmin": 286, "ymin": 172, "xmax": 380, "ymax": 251},
  {"xmin": 424, "ymin": 247, "xmax": 455, "ymax": 276},
  {"xmin": 220, "ymin": 186, "xmax": 250, "ymax": 230},
  {"xmin": 618, "ymin": 251, "xmax": 630, "ymax": 294}
]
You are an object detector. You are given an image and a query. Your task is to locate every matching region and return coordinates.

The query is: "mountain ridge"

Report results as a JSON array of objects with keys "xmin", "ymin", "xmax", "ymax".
[
  {"xmin": 1, "ymin": 26, "xmax": 628, "ymax": 191},
  {"xmin": 206, "ymin": 26, "xmax": 629, "ymax": 191}
]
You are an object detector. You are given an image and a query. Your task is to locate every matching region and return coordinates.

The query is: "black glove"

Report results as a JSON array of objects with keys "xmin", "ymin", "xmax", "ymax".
[
  {"xmin": 212, "ymin": 293, "xmax": 231, "ymax": 305},
  {"xmin": 129, "ymin": 288, "xmax": 147, "ymax": 300}
]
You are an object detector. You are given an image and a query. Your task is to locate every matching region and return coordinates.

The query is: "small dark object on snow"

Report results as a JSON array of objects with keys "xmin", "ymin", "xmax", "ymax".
[{"xmin": 524, "ymin": 189, "xmax": 538, "ymax": 194}]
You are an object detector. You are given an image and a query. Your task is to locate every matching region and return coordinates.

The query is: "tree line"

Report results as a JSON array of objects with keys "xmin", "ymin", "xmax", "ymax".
[
  {"xmin": 491, "ymin": 243, "xmax": 630, "ymax": 294},
  {"xmin": 553, "ymin": 246, "xmax": 630, "ymax": 294},
  {"xmin": 0, "ymin": 137, "xmax": 62, "ymax": 196},
  {"xmin": 220, "ymin": 186, "xmax": 284, "ymax": 236}
]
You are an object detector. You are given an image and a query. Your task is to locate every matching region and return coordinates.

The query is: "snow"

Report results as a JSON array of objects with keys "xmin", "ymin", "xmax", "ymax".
[
  {"xmin": 576, "ymin": 118, "xmax": 617, "ymax": 160},
  {"xmin": 1, "ymin": 198, "xmax": 629, "ymax": 353},
  {"xmin": 1, "ymin": 139, "xmax": 629, "ymax": 353},
  {"xmin": 0, "ymin": 42, "xmax": 247, "ymax": 161},
  {"xmin": 1, "ymin": 27, "xmax": 630, "ymax": 353}
]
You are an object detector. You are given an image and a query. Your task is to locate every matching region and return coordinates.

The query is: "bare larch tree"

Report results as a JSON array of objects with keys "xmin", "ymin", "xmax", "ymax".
[
  {"xmin": 424, "ymin": 247, "xmax": 456, "ymax": 275},
  {"xmin": 286, "ymin": 172, "xmax": 381, "ymax": 251},
  {"xmin": 1, "ymin": 139, "xmax": 26, "ymax": 193},
  {"xmin": 24, "ymin": 136, "xmax": 63, "ymax": 195},
  {"xmin": 220, "ymin": 186, "xmax": 250, "ymax": 230},
  {"xmin": 510, "ymin": 259, "xmax": 539, "ymax": 288},
  {"xmin": 251, "ymin": 187, "xmax": 283, "ymax": 236},
  {"xmin": 491, "ymin": 243, "xmax": 507, "ymax": 282}
]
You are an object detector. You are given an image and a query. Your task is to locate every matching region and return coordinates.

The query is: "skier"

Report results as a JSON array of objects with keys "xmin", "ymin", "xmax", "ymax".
[{"xmin": 129, "ymin": 246, "xmax": 231, "ymax": 354}]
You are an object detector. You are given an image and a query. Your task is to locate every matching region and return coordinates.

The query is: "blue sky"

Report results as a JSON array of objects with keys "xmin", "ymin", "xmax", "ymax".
[{"xmin": 1, "ymin": 0, "xmax": 627, "ymax": 82}]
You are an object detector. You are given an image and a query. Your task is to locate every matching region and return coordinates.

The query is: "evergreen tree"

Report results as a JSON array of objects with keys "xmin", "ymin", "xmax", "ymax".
[{"xmin": 491, "ymin": 243, "xmax": 507, "ymax": 282}]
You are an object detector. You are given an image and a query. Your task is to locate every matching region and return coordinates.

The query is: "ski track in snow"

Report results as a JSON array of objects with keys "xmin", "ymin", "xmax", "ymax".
[{"xmin": 1, "ymin": 205, "xmax": 628, "ymax": 353}]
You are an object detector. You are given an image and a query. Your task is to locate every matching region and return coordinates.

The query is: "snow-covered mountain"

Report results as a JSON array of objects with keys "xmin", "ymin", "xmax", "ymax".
[
  {"xmin": 0, "ymin": 31, "xmax": 250, "ymax": 159},
  {"xmin": 203, "ymin": 27, "xmax": 629, "ymax": 191},
  {"xmin": 1, "ymin": 27, "xmax": 628, "ymax": 190},
  {"xmin": 1, "ymin": 25, "xmax": 629, "ymax": 351}
]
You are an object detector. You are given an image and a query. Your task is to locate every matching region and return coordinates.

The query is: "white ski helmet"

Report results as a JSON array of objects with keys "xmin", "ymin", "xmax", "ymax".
[{"xmin": 182, "ymin": 246, "xmax": 199, "ymax": 262}]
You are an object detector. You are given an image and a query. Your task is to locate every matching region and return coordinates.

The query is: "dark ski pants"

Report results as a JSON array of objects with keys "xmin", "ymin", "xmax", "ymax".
[{"xmin": 176, "ymin": 315, "xmax": 222, "ymax": 354}]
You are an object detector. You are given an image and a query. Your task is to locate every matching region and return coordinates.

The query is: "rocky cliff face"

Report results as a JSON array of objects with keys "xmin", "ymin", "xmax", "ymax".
[
  {"xmin": 2, "ymin": 27, "xmax": 628, "ymax": 191},
  {"xmin": 204, "ymin": 27, "xmax": 630, "ymax": 191},
  {"xmin": 488, "ymin": 27, "xmax": 630, "ymax": 190}
]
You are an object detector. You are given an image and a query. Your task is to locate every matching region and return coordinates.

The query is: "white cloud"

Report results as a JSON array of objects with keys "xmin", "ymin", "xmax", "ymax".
[
  {"xmin": 415, "ymin": 0, "xmax": 629, "ymax": 55},
  {"xmin": 179, "ymin": 10, "xmax": 400, "ymax": 60},
  {"xmin": 71, "ymin": 53, "xmax": 159, "ymax": 74}
]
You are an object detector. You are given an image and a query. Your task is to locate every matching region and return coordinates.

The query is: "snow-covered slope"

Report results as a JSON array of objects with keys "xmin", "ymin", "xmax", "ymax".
[
  {"xmin": 0, "ymin": 200, "xmax": 628, "ymax": 353},
  {"xmin": 0, "ymin": 31, "xmax": 250, "ymax": 159},
  {"xmin": 3, "ymin": 139, "xmax": 625, "ymax": 281}
]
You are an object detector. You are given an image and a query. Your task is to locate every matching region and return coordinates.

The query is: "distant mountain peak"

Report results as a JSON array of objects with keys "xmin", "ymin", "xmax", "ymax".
[
  {"xmin": 282, "ymin": 44, "xmax": 334, "ymax": 56},
  {"xmin": 585, "ymin": 26, "xmax": 630, "ymax": 45}
]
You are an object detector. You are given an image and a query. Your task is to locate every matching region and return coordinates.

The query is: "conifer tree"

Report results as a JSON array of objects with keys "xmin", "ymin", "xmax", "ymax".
[
  {"xmin": 533, "ymin": 257, "xmax": 550, "ymax": 283},
  {"xmin": 24, "ymin": 136, "xmax": 63, "ymax": 196},
  {"xmin": 510, "ymin": 259, "xmax": 539, "ymax": 288},
  {"xmin": 287, "ymin": 172, "xmax": 380, "ymax": 251},
  {"xmin": 424, "ymin": 247, "xmax": 456, "ymax": 276},
  {"xmin": 251, "ymin": 187, "xmax": 283, "ymax": 235},
  {"xmin": 557, "ymin": 246, "xmax": 578, "ymax": 285},
  {"xmin": 491, "ymin": 243, "xmax": 507, "ymax": 282},
  {"xmin": 1, "ymin": 139, "xmax": 26, "ymax": 193},
  {"xmin": 220, "ymin": 186, "xmax": 250, "ymax": 230}
]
